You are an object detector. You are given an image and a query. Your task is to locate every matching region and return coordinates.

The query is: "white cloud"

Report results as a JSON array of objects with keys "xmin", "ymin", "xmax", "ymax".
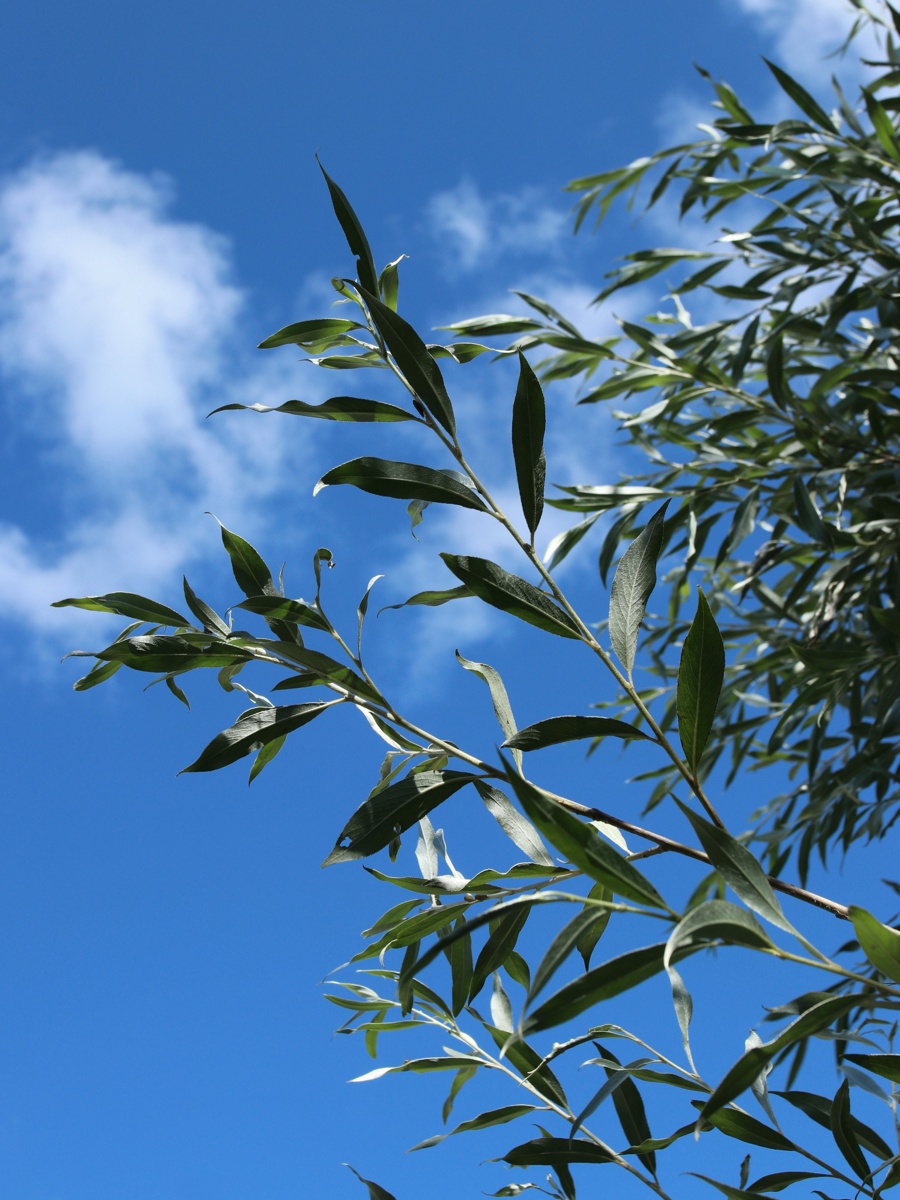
[
  {"xmin": 728, "ymin": 0, "xmax": 880, "ymax": 88},
  {"xmin": 426, "ymin": 179, "xmax": 567, "ymax": 273},
  {"xmin": 0, "ymin": 151, "xmax": 314, "ymax": 639}
]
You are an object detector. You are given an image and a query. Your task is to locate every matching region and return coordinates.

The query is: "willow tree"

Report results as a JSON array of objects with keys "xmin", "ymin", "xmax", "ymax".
[{"xmin": 59, "ymin": 5, "xmax": 900, "ymax": 1197}]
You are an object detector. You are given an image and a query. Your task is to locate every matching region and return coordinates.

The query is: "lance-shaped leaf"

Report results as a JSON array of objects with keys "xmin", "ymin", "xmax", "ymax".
[
  {"xmin": 505, "ymin": 715, "xmax": 654, "ymax": 751},
  {"xmin": 698, "ymin": 993, "xmax": 866, "ymax": 1122},
  {"xmin": 344, "ymin": 1164, "xmax": 398, "ymax": 1200},
  {"xmin": 266, "ymin": 643, "xmax": 384, "ymax": 705},
  {"xmin": 511, "ymin": 353, "xmax": 546, "ymax": 538},
  {"xmin": 690, "ymin": 1104, "xmax": 796, "ymax": 1153},
  {"xmin": 522, "ymin": 943, "xmax": 669, "ymax": 1035},
  {"xmin": 210, "ymin": 396, "xmax": 416, "ymax": 422},
  {"xmin": 410, "ymin": 1104, "xmax": 537, "ymax": 1151},
  {"xmin": 257, "ymin": 317, "xmax": 363, "ymax": 350},
  {"xmin": 504, "ymin": 767, "xmax": 669, "ymax": 910},
  {"xmin": 209, "ymin": 518, "xmax": 278, "ymax": 598},
  {"xmin": 468, "ymin": 904, "xmax": 531, "ymax": 1002},
  {"xmin": 675, "ymin": 801, "xmax": 793, "ymax": 934},
  {"xmin": 440, "ymin": 555, "xmax": 580, "ymax": 639},
  {"xmin": 181, "ymin": 702, "xmax": 333, "ymax": 774},
  {"xmin": 499, "ymin": 1137, "xmax": 616, "ymax": 1167},
  {"xmin": 528, "ymin": 903, "xmax": 616, "ymax": 1006},
  {"xmin": 455, "ymin": 651, "xmax": 520, "ymax": 766},
  {"xmin": 830, "ymin": 1078, "xmax": 870, "ymax": 1180},
  {"xmin": 183, "ymin": 578, "xmax": 230, "ymax": 637},
  {"xmin": 763, "ymin": 59, "xmax": 836, "ymax": 131},
  {"xmin": 379, "ymin": 584, "xmax": 473, "ymax": 614},
  {"xmin": 323, "ymin": 771, "xmax": 477, "ymax": 865},
  {"xmin": 234, "ymin": 595, "xmax": 331, "ymax": 632},
  {"xmin": 356, "ymin": 286, "xmax": 456, "ymax": 436},
  {"xmin": 848, "ymin": 906, "xmax": 900, "ymax": 983},
  {"xmin": 318, "ymin": 162, "xmax": 379, "ymax": 296},
  {"xmin": 774, "ymin": 1090, "xmax": 893, "ymax": 1159},
  {"xmin": 314, "ymin": 458, "xmax": 487, "ymax": 511},
  {"xmin": 474, "ymin": 781, "xmax": 555, "ymax": 867},
  {"xmin": 608, "ymin": 501, "xmax": 669, "ymax": 677},
  {"xmin": 677, "ymin": 588, "xmax": 724, "ymax": 775},
  {"xmin": 844, "ymin": 1054, "xmax": 900, "ymax": 1084},
  {"xmin": 53, "ymin": 591, "xmax": 190, "ymax": 627},
  {"xmin": 598, "ymin": 1045, "xmax": 656, "ymax": 1174},
  {"xmin": 87, "ymin": 634, "xmax": 252, "ymax": 674}
]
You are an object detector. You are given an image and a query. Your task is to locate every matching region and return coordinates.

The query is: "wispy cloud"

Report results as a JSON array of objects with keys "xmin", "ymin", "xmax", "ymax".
[
  {"xmin": 730, "ymin": 0, "xmax": 880, "ymax": 87},
  {"xmin": 425, "ymin": 179, "xmax": 567, "ymax": 273},
  {"xmin": 0, "ymin": 151, "xmax": 313, "ymax": 638}
]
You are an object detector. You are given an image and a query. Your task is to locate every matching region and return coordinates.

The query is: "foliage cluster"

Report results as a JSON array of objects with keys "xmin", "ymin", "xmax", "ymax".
[{"xmin": 59, "ymin": 5, "xmax": 900, "ymax": 1197}]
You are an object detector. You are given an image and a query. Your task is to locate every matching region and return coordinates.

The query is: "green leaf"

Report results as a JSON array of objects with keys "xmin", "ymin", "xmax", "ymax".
[
  {"xmin": 234, "ymin": 595, "xmax": 331, "ymax": 632},
  {"xmin": 266, "ymin": 643, "xmax": 384, "ymax": 705},
  {"xmin": 181, "ymin": 702, "xmax": 332, "ymax": 773},
  {"xmin": 357, "ymin": 286, "xmax": 456, "ymax": 435},
  {"xmin": 505, "ymin": 715, "xmax": 654, "ymax": 751},
  {"xmin": 344, "ymin": 1164, "xmax": 398, "ymax": 1200},
  {"xmin": 576, "ymin": 883, "xmax": 613, "ymax": 970},
  {"xmin": 543, "ymin": 513, "xmax": 600, "ymax": 571},
  {"xmin": 411, "ymin": 1104, "xmax": 537, "ymax": 1152},
  {"xmin": 469, "ymin": 905, "xmax": 531, "ymax": 1002},
  {"xmin": 608, "ymin": 502, "xmax": 669, "ymax": 677},
  {"xmin": 455, "ymin": 651, "xmax": 519, "ymax": 750},
  {"xmin": 378, "ymin": 254, "xmax": 405, "ymax": 310},
  {"xmin": 211, "ymin": 518, "xmax": 277, "ymax": 599},
  {"xmin": 691, "ymin": 1103, "xmax": 796, "ymax": 1152},
  {"xmin": 248, "ymin": 734, "xmax": 286, "ymax": 784},
  {"xmin": 674, "ymin": 802, "xmax": 792, "ymax": 934},
  {"xmin": 165, "ymin": 675, "xmax": 190, "ymax": 709},
  {"xmin": 747, "ymin": 1173, "xmax": 828, "ymax": 1195},
  {"xmin": 848, "ymin": 906, "xmax": 900, "ymax": 982},
  {"xmin": 528, "ymin": 903, "xmax": 616, "ymax": 1006},
  {"xmin": 844, "ymin": 1053, "xmax": 900, "ymax": 1084},
  {"xmin": 379, "ymin": 584, "xmax": 473, "ymax": 613},
  {"xmin": 323, "ymin": 771, "xmax": 477, "ymax": 865},
  {"xmin": 449, "ymin": 914, "xmax": 474, "ymax": 1015},
  {"xmin": 318, "ymin": 162, "xmax": 379, "ymax": 296},
  {"xmin": 500, "ymin": 1137, "xmax": 616, "ymax": 1167},
  {"xmin": 474, "ymin": 781, "xmax": 555, "ymax": 868},
  {"xmin": 600, "ymin": 1045, "xmax": 656, "ymax": 1174},
  {"xmin": 864, "ymin": 90, "xmax": 900, "ymax": 161},
  {"xmin": 53, "ymin": 592, "xmax": 190, "ymax": 627},
  {"xmin": 774, "ymin": 1090, "xmax": 893, "ymax": 1159},
  {"xmin": 763, "ymin": 60, "xmax": 835, "ymax": 131},
  {"xmin": 698, "ymin": 993, "xmax": 866, "ymax": 1121},
  {"xmin": 314, "ymin": 458, "xmax": 487, "ymax": 511},
  {"xmin": 72, "ymin": 658, "xmax": 123, "ymax": 691},
  {"xmin": 688, "ymin": 1173, "xmax": 773, "ymax": 1200},
  {"xmin": 677, "ymin": 588, "xmax": 724, "ymax": 775},
  {"xmin": 504, "ymin": 769, "xmax": 669, "ymax": 910},
  {"xmin": 183, "ymin": 578, "xmax": 231, "ymax": 637},
  {"xmin": 830, "ymin": 1078, "xmax": 870, "ymax": 1180},
  {"xmin": 211, "ymin": 396, "xmax": 416, "ymax": 422},
  {"xmin": 440, "ymin": 555, "xmax": 580, "ymax": 639},
  {"xmin": 86, "ymin": 634, "xmax": 252, "ymax": 674},
  {"xmin": 522, "ymin": 943, "xmax": 669, "ymax": 1035},
  {"xmin": 257, "ymin": 317, "xmax": 363, "ymax": 350},
  {"xmin": 511, "ymin": 353, "xmax": 546, "ymax": 538}
]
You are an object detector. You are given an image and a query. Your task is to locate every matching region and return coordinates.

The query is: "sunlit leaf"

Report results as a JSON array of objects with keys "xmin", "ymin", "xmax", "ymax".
[
  {"xmin": 511, "ymin": 353, "xmax": 546, "ymax": 538},
  {"xmin": 314, "ymin": 458, "xmax": 487, "ymax": 511},
  {"xmin": 609, "ymin": 501, "xmax": 669, "ymax": 677},
  {"xmin": 505, "ymin": 715, "xmax": 654, "ymax": 751},
  {"xmin": 848, "ymin": 906, "xmax": 900, "ymax": 983},
  {"xmin": 677, "ymin": 588, "xmax": 724, "ymax": 775},
  {"xmin": 440, "ymin": 555, "xmax": 580, "ymax": 639},
  {"xmin": 181, "ymin": 702, "xmax": 333, "ymax": 774},
  {"xmin": 53, "ymin": 592, "xmax": 190, "ymax": 627}
]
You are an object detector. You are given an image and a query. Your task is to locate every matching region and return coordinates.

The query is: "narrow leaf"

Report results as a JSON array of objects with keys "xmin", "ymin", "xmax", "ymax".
[
  {"xmin": 53, "ymin": 592, "xmax": 190, "ymax": 627},
  {"xmin": 469, "ymin": 905, "xmax": 531, "ymax": 1002},
  {"xmin": 411, "ymin": 1105, "xmax": 537, "ymax": 1151},
  {"xmin": 181, "ymin": 702, "xmax": 332, "ymax": 773},
  {"xmin": 358, "ymin": 286, "xmax": 456, "ymax": 435},
  {"xmin": 601, "ymin": 1045, "xmax": 656, "ymax": 1174},
  {"xmin": 844, "ymin": 1053, "xmax": 900, "ymax": 1084},
  {"xmin": 314, "ymin": 458, "xmax": 487, "ymax": 511},
  {"xmin": 257, "ymin": 317, "xmax": 362, "ymax": 350},
  {"xmin": 677, "ymin": 588, "xmax": 724, "ymax": 774},
  {"xmin": 323, "ymin": 771, "xmax": 476, "ymax": 865},
  {"xmin": 505, "ymin": 715, "xmax": 653, "ymax": 751},
  {"xmin": 830, "ymin": 1078, "xmax": 870, "ymax": 1180},
  {"xmin": 500, "ymin": 1137, "xmax": 615, "ymax": 1167},
  {"xmin": 474, "ymin": 781, "xmax": 555, "ymax": 868},
  {"xmin": 212, "ymin": 518, "xmax": 277, "ymax": 598},
  {"xmin": 211, "ymin": 396, "xmax": 415, "ymax": 422},
  {"xmin": 318, "ymin": 162, "xmax": 379, "ymax": 295},
  {"xmin": 511, "ymin": 353, "xmax": 546, "ymax": 538},
  {"xmin": 344, "ymin": 1164, "xmax": 398, "ymax": 1200},
  {"xmin": 848, "ymin": 906, "xmax": 900, "ymax": 983},
  {"xmin": 183, "ymin": 578, "xmax": 230, "ymax": 637},
  {"xmin": 608, "ymin": 502, "xmax": 669, "ymax": 676},
  {"xmin": 440, "ymin": 555, "xmax": 580, "ymax": 639},
  {"xmin": 235, "ymin": 596, "xmax": 331, "ymax": 631},
  {"xmin": 763, "ymin": 59, "xmax": 835, "ymax": 130},
  {"xmin": 528, "ymin": 904, "xmax": 616, "ymax": 1005}
]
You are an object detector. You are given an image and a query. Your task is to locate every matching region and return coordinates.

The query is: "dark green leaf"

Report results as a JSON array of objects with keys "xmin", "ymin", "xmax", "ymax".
[
  {"xmin": 500, "ymin": 1137, "xmax": 616, "ymax": 1167},
  {"xmin": 774, "ymin": 1090, "xmax": 893, "ymax": 1159},
  {"xmin": 411, "ymin": 1105, "xmax": 538, "ymax": 1151},
  {"xmin": 72, "ymin": 659, "xmax": 123, "ymax": 691},
  {"xmin": 183, "ymin": 578, "xmax": 231, "ymax": 637},
  {"xmin": 848, "ymin": 906, "xmax": 900, "ymax": 982},
  {"xmin": 543, "ymin": 513, "xmax": 600, "ymax": 571},
  {"xmin": 314, "ymin": 458, "xmax": 487, "ymax": 511},
  {"xmin": 608, "ymin": 502, "xmax": 669, "ymax": 677},
  {"xmin": 675, "ymin": 802, "xmax": 792, "ymax": 933},
  {"xmin": 505, "ymin": 769, "xmax": 669, "ymax": 910},
  {"xmin": 600, "ymin": 1045, "xmax": 656, "ymax": 1174},
  {"xmin": 234, "ymin": 595, "xmax": 331, "ymax": 632},
  {"xmin": 763, "ymin": 60, "xmax": 835, "ymax": 130},
  {"xmin": 440, "ymin": 555, "xmax": 580, "ymax": 639},
  {"xmin": 677, "ymin": 588, "xmax": 724, "ymax": 775},
  {"xmin": 576, "ymin": 883, "xmax": 613, "ymax": 970},
  {"xmin": 830, "ymin": 1078, "xmax": 870, "ymax": 1180},
  {"xmin": 865, "ymin": 90, "xmax": 900, "ymax": 161},
  {"xmin": 747, "ymin": 1173, "xmax": 828, "ymax": 1195},
  {"xmin": 344, "ymin": 1164, "xmax": 398, "ymax": 1200},
  {"xmin": 512, "ymin": 353, "xmax": 546, "ymax": 538},
  {"xmin": 318, "ymin": 162, "xmax": 379, "ymax": 295},
  {"xmin": 181, "ymin": 702, "xmax": 332, "ymax": 774},
  {"xmin": 211, "ymin": 396, "xmax": 416, "ymax": 422},
  {"xmin": 53, "ymin": 592, "xmax": 190, "ymax": 627},
  {"xmin": 449, "ymin": 914, "xmax": 474, "ymax": 1015},
  {"xmin": 469, "ymin": 905, "xmax": 531, "ymax": 1002},
  {"xmin": 528, "ymin": 904, "xmax": 616, "ymax": 1006},
  {"xmin": 257, "ymin": 317, "xmax": 362, "ymax": 350},
  {"xmin": 523, "ymin": 943, "xmax": 669, "ymax": 1035},
  {"xmin": 323, "ymin": 771, "xmax": 477, "ymax": 865},
  {"xmin": 691, "ymin": 1103, "xmax": 796, "ymax": 1152},
  {"xmin": 379, "ymin": 584, "xmax": 473, "ymax": 614},
  {"xmin": 844, "ymin": 1053, "xmax": 900, "ymax": 1084},
  {"xmin": 357, "ymin": 287, "xmax": 456, "ymax": 435},
  {"xmin": 212, "ymin": 518, "xmax": 277, "ymax": 599},
  {"xmin": 248, "ymin": 734, "xmax": 285, "ymax": 783},
  {"xmin": 505, "ymin": 715, "xmax": 654, "ymax": 751},
  {"xmin": 87, "ymin": 634, "xmax": 251, "ymax": 674},
  {"xmin": 266, "ymin": 643, "xmax": 383, "ymax": 704}
]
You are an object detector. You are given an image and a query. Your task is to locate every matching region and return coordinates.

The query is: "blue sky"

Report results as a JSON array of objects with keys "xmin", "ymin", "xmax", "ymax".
[{"xmin": 0, "ymin": 3, "xmax": 895, "ymax": 1199}]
